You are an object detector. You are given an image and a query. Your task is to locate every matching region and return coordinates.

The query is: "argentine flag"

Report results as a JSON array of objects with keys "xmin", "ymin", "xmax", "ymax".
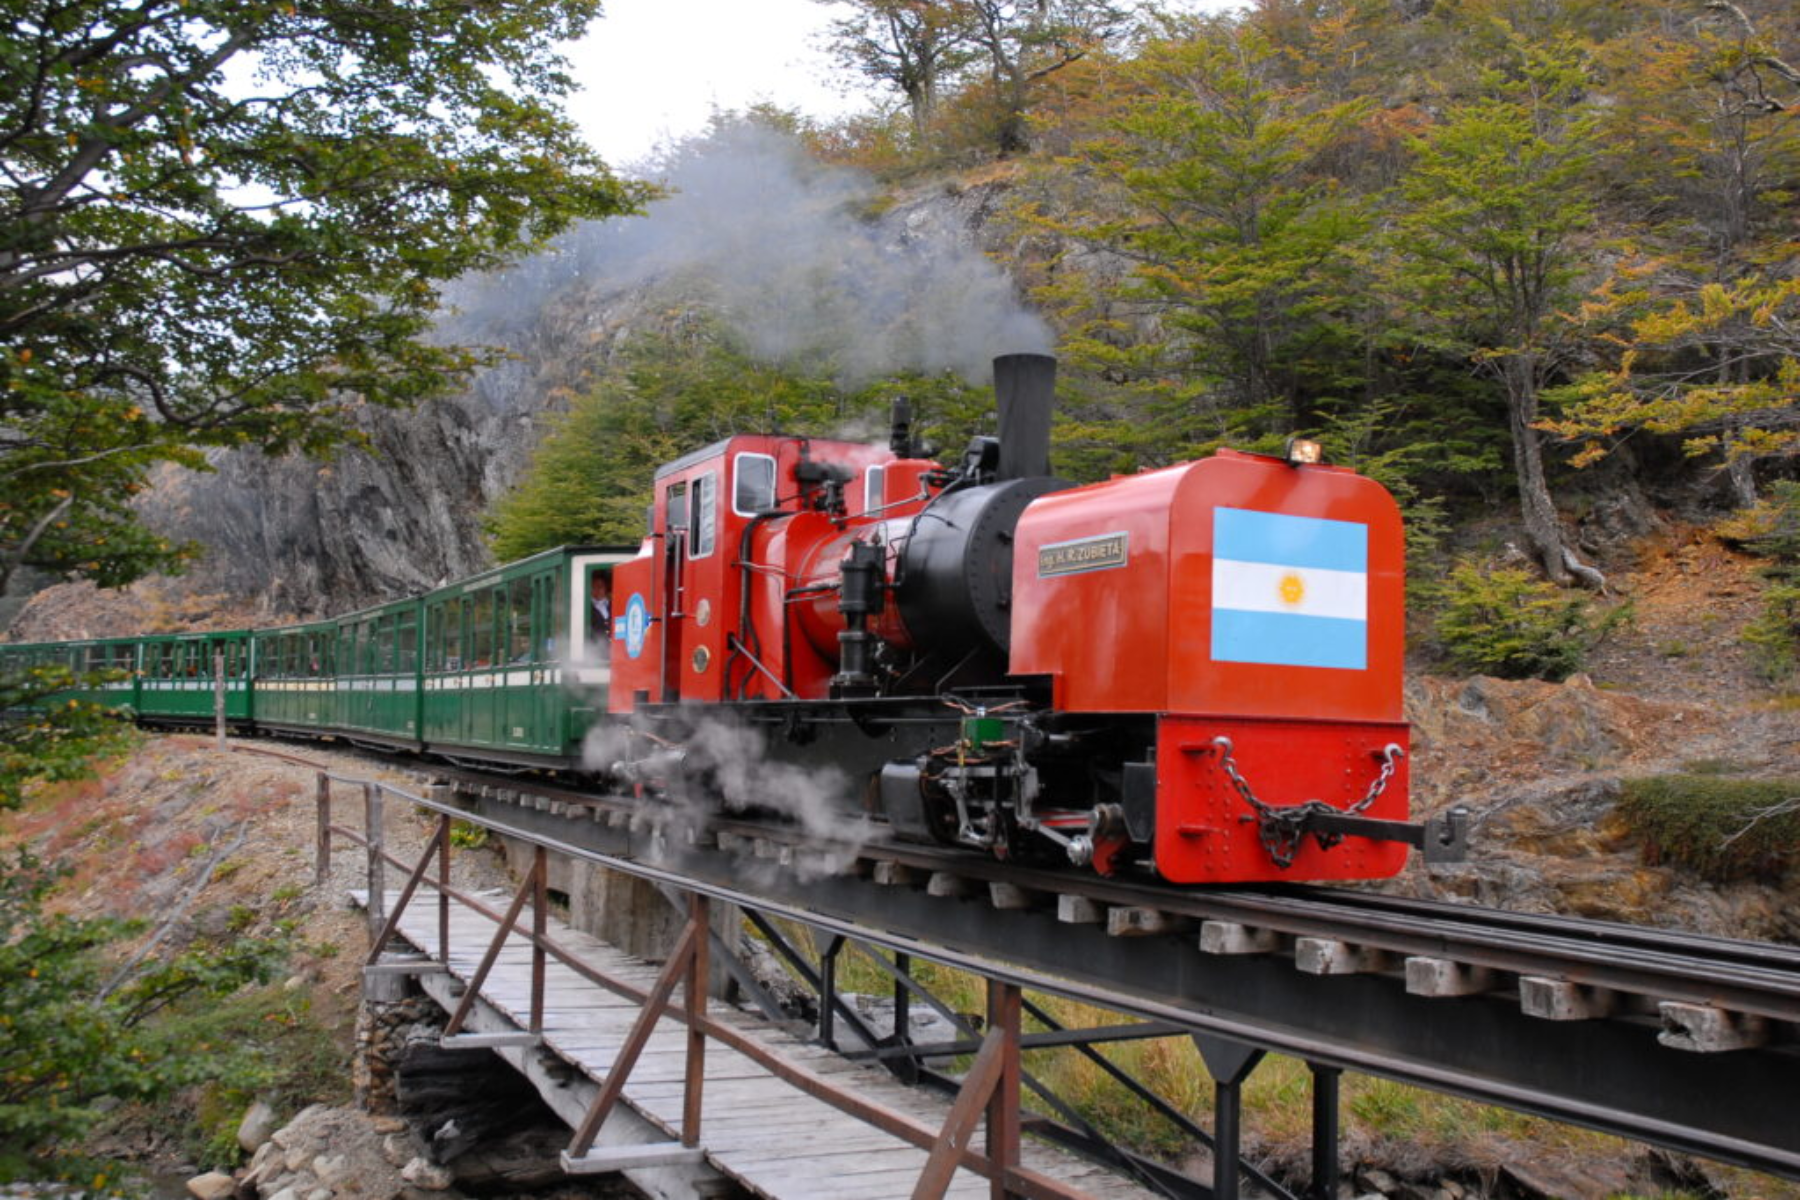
[{"xmin": 1210, "ymin": 507, "xmax": 1368, "ymax": 671}]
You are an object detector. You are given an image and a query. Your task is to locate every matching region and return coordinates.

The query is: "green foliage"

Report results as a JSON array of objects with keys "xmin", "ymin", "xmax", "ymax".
[
  {"xmin": 1432, "ymin": 559, "xmax": 1603, "ymax": 680},
  {"xmin": 1743, "ymin": 582, "xmax": 1800, "ymax": 683},
  {"xmin": 0, "ymin": 667, "xmax": 137, "ymax": 810},
  {"xmin": 486, "ymin": 324, "xmax": 997, "ymax": 559},
  {"xmin": 1031, "ymin": 20, "xmax": 1376, "ymax": 451},
  {"xmin": 448, "ymin": 820, "xmax": 490, "ymax": 850},
  {"xmin": 1617, "ymin": 774, "xmax": 1800, "ymax": 882},
  {"xmin": 1718, "ymin": 482, "xmax": 1800, "ymax": 682},
  {"xmin": 152, "ymin": 984, "xmax": 351, "ymax": 1170},
  {"xmin": 0, "ymin": 852, "xmax": 290, "ymax": 1178},
  {"xmin": 0, "ymin": 0, "xmax": 648, "ymax": 599}
]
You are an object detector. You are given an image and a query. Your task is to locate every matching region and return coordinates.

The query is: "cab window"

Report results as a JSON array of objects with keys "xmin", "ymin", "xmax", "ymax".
[
  {"xmin": 691, "ymin": 472, "xmax": 717, "ymax": 558},
  {"xmin": 734, "ymin": 453, "xmax": 776, "ymax": 515}
]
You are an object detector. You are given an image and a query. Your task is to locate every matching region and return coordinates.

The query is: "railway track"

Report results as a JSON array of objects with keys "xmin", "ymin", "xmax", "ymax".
[{"xmin": 409, "ymin": 756, "xmax": 1800, "ymax": 1052}]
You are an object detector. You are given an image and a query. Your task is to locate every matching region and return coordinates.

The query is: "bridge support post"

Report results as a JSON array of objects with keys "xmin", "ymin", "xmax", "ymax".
[
  {"xmin": 1309, "ymin": 1062, "xmax": 1341, "ymax": 1200},
  {"xmin": 892, "ymin": 951, "xmax": 919, "ymax": 1084},
  {"xmin": 1193, "ymin": 1034, "xmax": 1266, "ymax": 1200},
  {"xmin": 819, "ymin": 934, "xmax": 847, "ymax": 1051}
]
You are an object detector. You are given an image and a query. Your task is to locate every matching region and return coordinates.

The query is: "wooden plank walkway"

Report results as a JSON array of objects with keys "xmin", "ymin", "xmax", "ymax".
[{"xmin": 357, "ymin": 887, "xmax": 1164, "ymax": 1200}]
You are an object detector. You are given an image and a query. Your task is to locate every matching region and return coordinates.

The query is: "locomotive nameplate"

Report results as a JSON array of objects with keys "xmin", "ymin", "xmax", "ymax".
[{"xmin": 1037, "ymin": 531, "xmax": 1129, "ymax": 578}]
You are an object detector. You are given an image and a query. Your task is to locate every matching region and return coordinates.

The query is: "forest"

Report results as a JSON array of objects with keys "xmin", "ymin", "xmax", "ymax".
[{"xmin": 487, "ymin": 0, "xmax": 1800, "ymax": 681}]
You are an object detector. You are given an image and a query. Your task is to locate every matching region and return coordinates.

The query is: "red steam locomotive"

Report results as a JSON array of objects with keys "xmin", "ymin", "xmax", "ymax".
[{"xmin": 604, "ymin": 354, "xmax": 1464, "ymax": 883}]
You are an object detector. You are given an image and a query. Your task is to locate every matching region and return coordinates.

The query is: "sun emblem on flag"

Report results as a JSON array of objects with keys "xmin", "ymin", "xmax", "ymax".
[{"xmin": 1278, "ymin": 571, "xmax": 1306, "ymax": 606}]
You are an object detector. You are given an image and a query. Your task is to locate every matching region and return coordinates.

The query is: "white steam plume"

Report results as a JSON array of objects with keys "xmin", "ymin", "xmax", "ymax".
[{"xmin": 549, "ymin": 124, "xmax": 1053, "ymax": 383}]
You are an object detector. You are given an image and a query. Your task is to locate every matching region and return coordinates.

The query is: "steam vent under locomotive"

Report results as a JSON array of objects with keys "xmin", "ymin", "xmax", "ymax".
[{"xmin": 606, "ymin": 354, "xmax": 1468, "ymax": 883}]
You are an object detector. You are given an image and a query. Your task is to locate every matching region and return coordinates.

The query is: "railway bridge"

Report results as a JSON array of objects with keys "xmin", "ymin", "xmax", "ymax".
[{"xmin": 274, "ymin": 746, "xmax": 1800, "ymax": 1199}]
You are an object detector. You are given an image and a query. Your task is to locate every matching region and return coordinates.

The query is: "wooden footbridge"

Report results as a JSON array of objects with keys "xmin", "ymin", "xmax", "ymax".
[{"xmin": 354, "ymin": 878, "xmax": 1163, "ymax": 1199}]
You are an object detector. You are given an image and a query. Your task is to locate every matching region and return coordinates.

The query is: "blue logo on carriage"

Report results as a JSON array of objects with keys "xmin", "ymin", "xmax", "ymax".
[{"xmin": 624, "ymin": 594, "xmax": 648, "ymax": 659}]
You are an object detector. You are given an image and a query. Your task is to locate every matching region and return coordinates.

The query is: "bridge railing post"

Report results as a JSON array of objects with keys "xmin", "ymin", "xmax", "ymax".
[
  {"xmin": 364, "ymin": 782, "xmax": 385, "ymax": 939},
  {"xmin": 314, "ymin": 773, "xmax": 331, "ymax": 889},
  {"xmin": 684, "ymin": 890, "xmax": 710, "ymax": 1148},
  {"xmin": 530, "ymin": 846, "xmax": 547, "ymax": 1034},
  {"xmin": 985, "ymin": 979, "xmax": 1022, "ymax": 1200}
]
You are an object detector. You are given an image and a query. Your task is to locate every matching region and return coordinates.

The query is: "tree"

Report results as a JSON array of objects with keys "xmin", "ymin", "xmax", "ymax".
[
  {"xmin": 1391, "ymin": 26, "xmax": 1604, "ymax": 586},
  {"xmin": 1547, "ymin": 5, "xmax": 1800, "ymax": 503},
  {"xmin": 820, "ymin": 0, "xmax": 975, "ymax": 144},
  {"xmin": 959, "ymin": 0, "xmax": 1129, "ymax": 154},
  {"xmin": 1029, "ymin": 21, "xmax": 1374, "ymax": 453},
  {"xmin": 1, "ymin": 0, "xmax": 647, "ymax": 598}
]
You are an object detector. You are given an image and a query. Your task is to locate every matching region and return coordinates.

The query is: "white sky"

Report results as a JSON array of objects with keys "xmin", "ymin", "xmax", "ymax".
[
  {"xmin": 563, "ymin": 0, "xmax": 863, "ymax": 170},
  {"xmin": 562, "ymin": 0, "xmax": 1241, "ymax": 171}
]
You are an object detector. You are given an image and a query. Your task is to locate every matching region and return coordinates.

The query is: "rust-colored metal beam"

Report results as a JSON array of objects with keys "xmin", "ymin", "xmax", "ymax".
[
  {"xmin": 442, "ymin": 864, "xmax": 541, "ymax": 1036},
  {"xmin": 988, "ymin": 980, "xmax": 1023, "ymax": 1199},
  {"xmin": 437, "ymin": 812, "xmax": 451, "ymax": 967},
  {"xmin": 566, "ymin": 917, "xmax": 700, "ymax": 1157},
  {"xmin": 684, "ymin": 892, "xmax": 710, "ymax": 1148},
  {"xmin": 365, "ymin": 814, "xmax": 452, "ymax": 966},
  {"xmin": 530, "ymin": 847, "xmax": 547, "ymax": 1034},
  {"xmin": 912, "ymin": 1023, "xmax": 1010, "ymax": 1199}
]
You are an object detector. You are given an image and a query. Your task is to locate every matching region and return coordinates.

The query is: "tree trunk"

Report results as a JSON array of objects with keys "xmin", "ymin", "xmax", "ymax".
[{"xmin": 1505, "ymin": 356, "xmax": 1604, "ymax": 589}]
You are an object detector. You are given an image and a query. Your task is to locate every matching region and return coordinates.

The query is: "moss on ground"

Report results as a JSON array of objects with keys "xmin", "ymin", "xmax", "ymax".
[{"xmin": 1618, "ymin": 774, "xmax": 1800, "ymax": 883}]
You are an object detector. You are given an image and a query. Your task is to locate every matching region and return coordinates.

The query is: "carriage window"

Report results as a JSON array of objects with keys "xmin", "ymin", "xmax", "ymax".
[
  {"xmin": 377, "ymin": 616, "xmax": 395, "ymax": 673},
  {"xmin": 734, "ymin": 453, "xmax": 776, "ymax": 515},
  {"xmin": 425, "ymin": 605, "xmax": 442, "ymax": 671},
  {"xmin": 471, "ymin": 589, "xmax": 495, "ymax": 668},
  {"xmin": 691, "ymin": 472, "xmax": 717, "ymax": 558},
  {"xmin": 445, "ymin": 601, "xmax": 464, "ymax": 671},
  {"xmin": 398, "ymin": 613, "xmax": 417, "ymax": 673},
  {"xmin": 507, "ymin": 577, "xmax": 532, "ymax": 663},
  {"xmin": 864, "ymin": 466, "xmax": 885, "ymax": 512}
]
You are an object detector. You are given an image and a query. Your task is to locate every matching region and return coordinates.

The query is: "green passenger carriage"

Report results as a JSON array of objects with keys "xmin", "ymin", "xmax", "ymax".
[{"xmin": 0, "ymin": 546, "xmax": 636, "ymax": 770}]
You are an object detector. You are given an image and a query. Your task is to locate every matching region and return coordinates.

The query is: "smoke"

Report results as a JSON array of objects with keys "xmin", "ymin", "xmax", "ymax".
[
  {"xmin": 477, "ymin": 123, "xmax": 1052, "ymax": 384},
  {"xmin": 579, "ymin": 708, "xmax": 875, "ymax": 880}
]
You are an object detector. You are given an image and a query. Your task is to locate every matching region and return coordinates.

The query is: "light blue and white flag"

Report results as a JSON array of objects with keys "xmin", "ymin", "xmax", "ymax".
[{"xmin": 1210, "ymin": 507, "xmax": 1368, "ymax": 670}]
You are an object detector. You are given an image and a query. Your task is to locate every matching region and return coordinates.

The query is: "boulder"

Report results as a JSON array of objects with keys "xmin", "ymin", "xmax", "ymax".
[
  {"xmin": 184, "ymin": 1172, "xmax": 235, "ymax": 1200},
  {"xmin": 237, "ymin": 1098, "xmax": 279, "ymax": 1153}
]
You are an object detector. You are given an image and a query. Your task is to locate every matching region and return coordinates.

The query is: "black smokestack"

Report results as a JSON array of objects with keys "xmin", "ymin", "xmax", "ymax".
[{"xmin": 993, "ymin": 353, "xmax": 1055, "ymax": 481}]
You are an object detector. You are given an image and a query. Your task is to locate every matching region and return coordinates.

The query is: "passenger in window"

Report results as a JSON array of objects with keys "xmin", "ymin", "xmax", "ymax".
[{"xmin": 589, "ymin": 572, "xmax": 612, "ymax": 662}]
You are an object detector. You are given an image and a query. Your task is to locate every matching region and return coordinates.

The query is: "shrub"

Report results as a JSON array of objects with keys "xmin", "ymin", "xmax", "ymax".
[
  {"xmin": 1742, "ymin": 582, "xmax": 1800, "ymax": 681},
  {"xmin": 1617, "ymin": 774, "xmax": 1800, "ymax": 882},
  {"xmin": 1721, "ymin": 483, "xmax": 1800, "ymax": 682},
  {"xmin": 1432, "ymin": 560, "xmax": 1602, "ymax": 680}
]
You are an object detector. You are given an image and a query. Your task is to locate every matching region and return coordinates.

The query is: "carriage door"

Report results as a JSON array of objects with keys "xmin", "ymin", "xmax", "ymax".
[{"xmin": 661, "ymin": 481, "xmax": 690, "ymax": 701}]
